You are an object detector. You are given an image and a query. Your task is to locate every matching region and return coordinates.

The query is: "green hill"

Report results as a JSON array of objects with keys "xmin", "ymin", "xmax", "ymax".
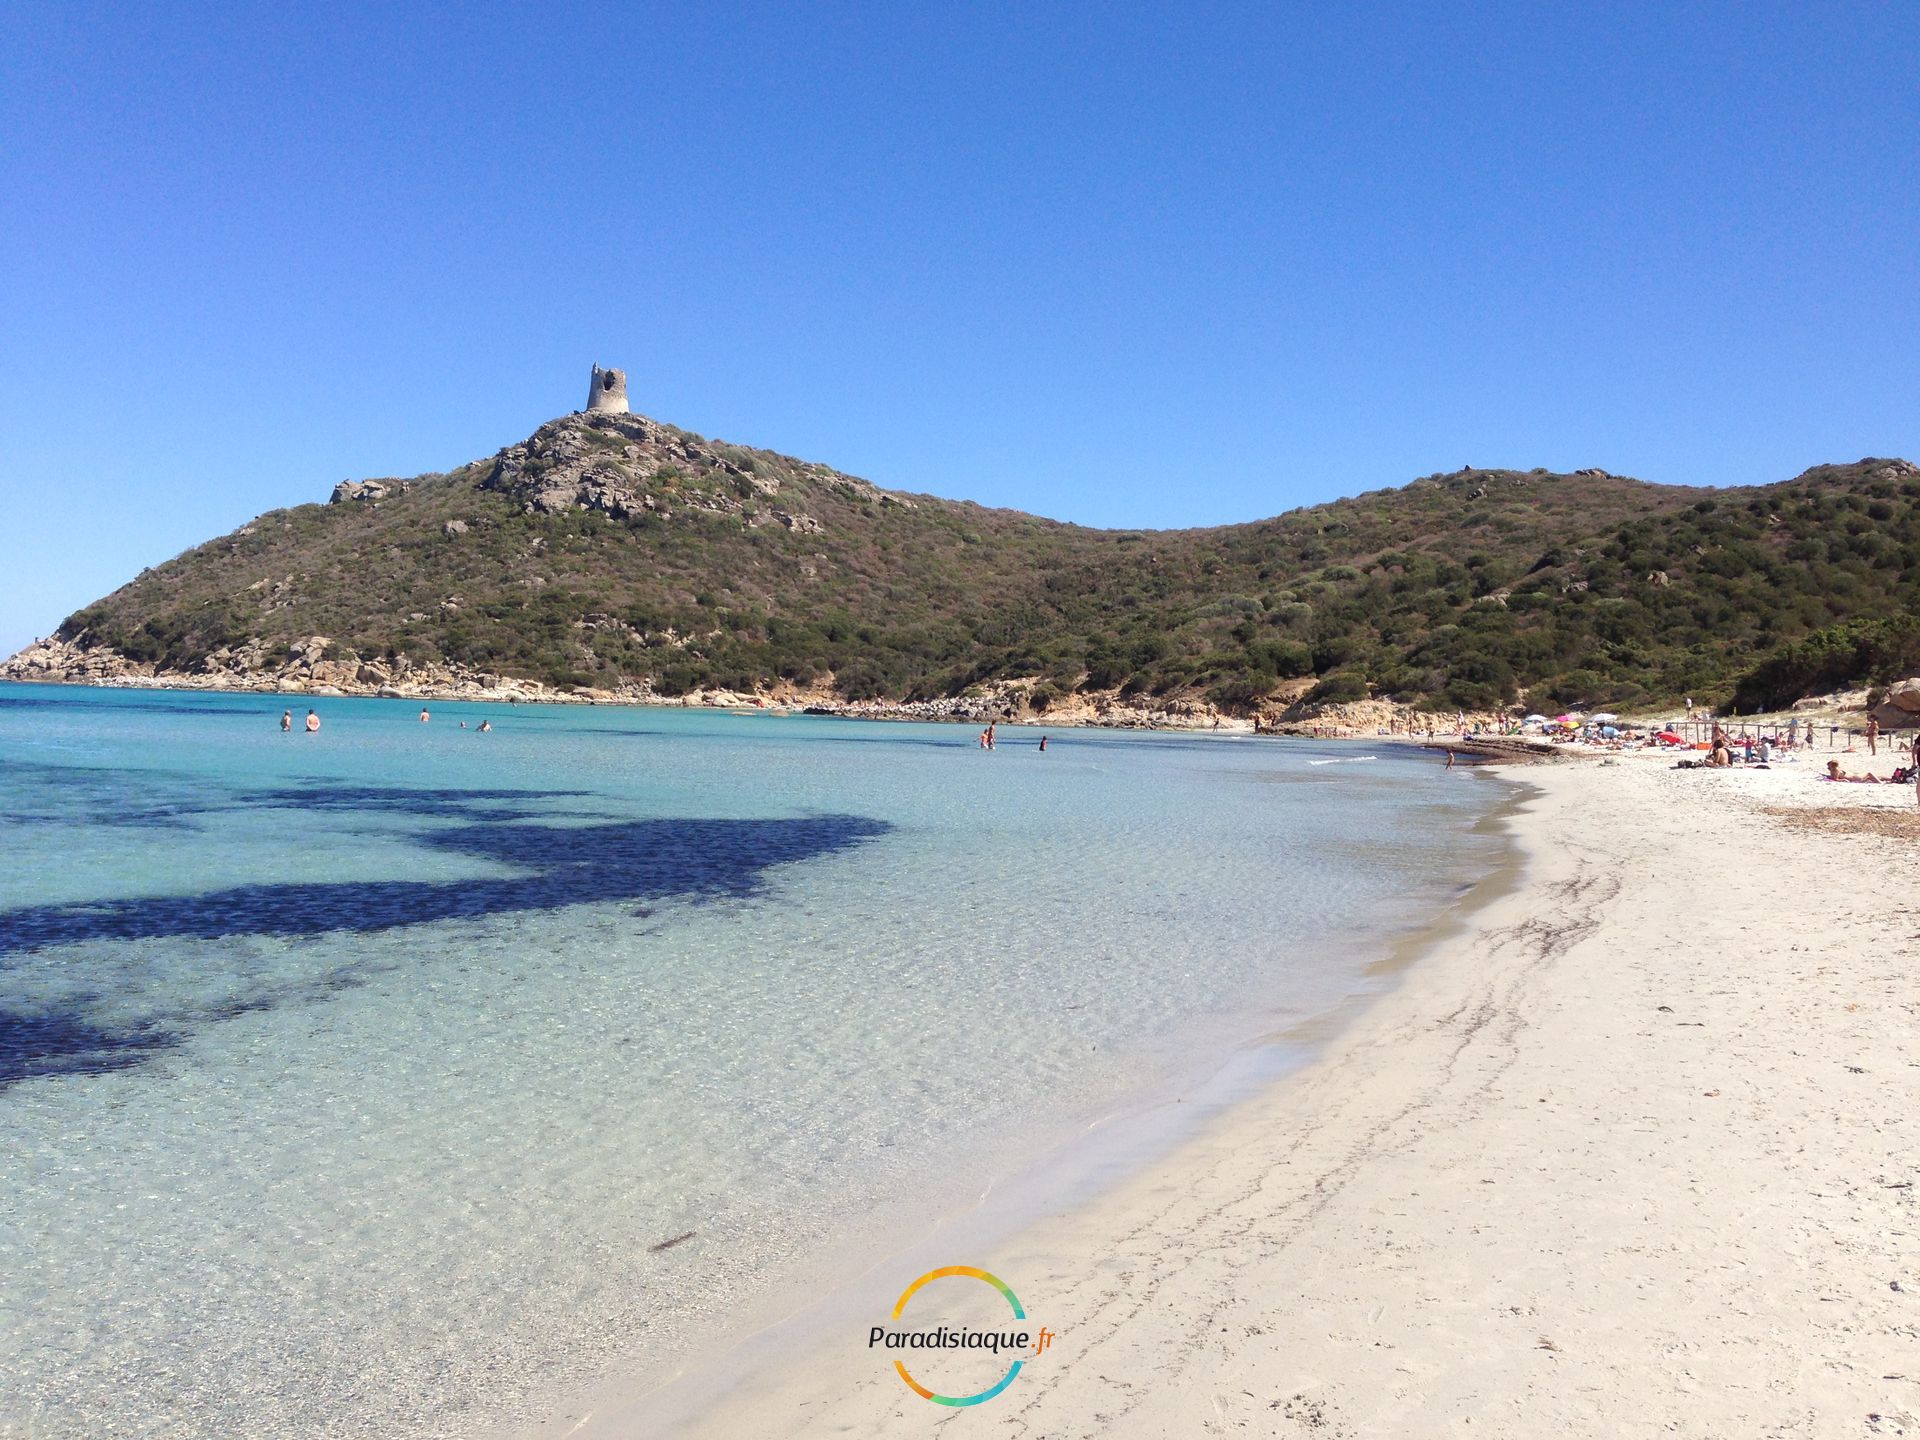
[{"xmin": 18, "ymin": 404, "xmax": 1920, "ymax": 715}]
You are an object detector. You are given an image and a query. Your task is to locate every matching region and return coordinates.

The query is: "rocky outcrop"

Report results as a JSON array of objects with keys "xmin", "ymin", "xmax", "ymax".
[
  {"xmin": 475, "ymin": 410, "xmax": 896, "ymax": 530},
  {"xmin": 331, "ymin": 479, "xmax": 407, "ymax": 504},
  {"xmin": 1870, "ymin": 677, "xmax": 1920, "ymax": 730},
  {"xmin": 0, "ymin": 634, "xmax": 597, "ymax": 704},
  {"xmin": 484, "ymin": 412, "xmax": 726, "ymax": 519},
  {"xmin": 2, "ymin": 636, "xmax": 156, "ymax": 682}
]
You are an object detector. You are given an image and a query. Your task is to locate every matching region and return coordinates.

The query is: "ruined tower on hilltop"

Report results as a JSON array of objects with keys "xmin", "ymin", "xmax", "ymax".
[{"xmin": 586, "ymin": 364, "xmax": 629, "ymax": 415}]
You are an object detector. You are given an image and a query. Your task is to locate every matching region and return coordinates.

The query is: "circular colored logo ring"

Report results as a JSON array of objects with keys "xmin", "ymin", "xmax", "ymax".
[
  {"xmin": 890, "ymin": 1266, "xmax": 1026, "ymax": 1407},
  {"xmin": 894, "ymin": 1356, "xmax": 1023, "ymax": 1407}
]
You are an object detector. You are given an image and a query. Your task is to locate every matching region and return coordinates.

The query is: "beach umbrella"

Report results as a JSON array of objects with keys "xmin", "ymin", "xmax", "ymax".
[
  {"xmin": 1589, "ymin": 712, "xmax": 1619, "ymax": 724},
  {"xmin": 1599, "ymin": 725, "xmax": 1620, "ymax": 737},
  {"xmin": 1553, "ymin": 713, "xmax": 1575, "ymax": 723},
  {"xmin": 1524, "ymin": 713, "xmax": 1548, "ymax": 724}
]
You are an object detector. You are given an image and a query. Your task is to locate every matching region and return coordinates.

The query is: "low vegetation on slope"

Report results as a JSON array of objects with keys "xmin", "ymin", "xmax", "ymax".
[
  {"xmin": 45, "ymin": 408, "xmax": 1920, "ymax": 713},
  {"xmin": 1731, "ymin": 615, "xmax": 1920, "ymax": 713}
]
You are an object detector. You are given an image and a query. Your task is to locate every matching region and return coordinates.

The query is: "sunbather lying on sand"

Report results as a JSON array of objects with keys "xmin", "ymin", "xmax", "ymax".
[{"xmin": 1824, "ymin": 760, "xmax": 1882, "ymax": 783}]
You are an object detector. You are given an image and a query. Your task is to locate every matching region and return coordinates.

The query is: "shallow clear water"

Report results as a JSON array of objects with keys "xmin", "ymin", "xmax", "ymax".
[{"xmin": 0, "ymin": 684, "xmax": 1500, "ymax": 1437}]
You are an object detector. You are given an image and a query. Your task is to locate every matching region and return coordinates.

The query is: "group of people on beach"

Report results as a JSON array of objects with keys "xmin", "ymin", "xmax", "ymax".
[
  {"xmin": 1704, "ymin": 717, "xmax": 1901, "ymax": 769},
  {"xmin": 1705, "ymin": 722, "xmax": 1817, "ymax": 767},
  {"xmin": 1700, "ymin": 717, "xmax": 1920, "ymax": 803}
]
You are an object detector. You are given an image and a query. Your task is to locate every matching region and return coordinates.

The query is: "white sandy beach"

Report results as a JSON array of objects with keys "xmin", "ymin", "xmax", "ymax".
[{"xmin": 559, "ymin": 748, "xmax": 1919, "ymax": 1439}]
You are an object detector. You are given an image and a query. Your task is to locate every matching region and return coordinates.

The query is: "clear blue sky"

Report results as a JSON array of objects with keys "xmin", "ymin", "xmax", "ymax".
[{"xmin": 3, "ymin": 3, "xmax": 1916, "ymax": 655}]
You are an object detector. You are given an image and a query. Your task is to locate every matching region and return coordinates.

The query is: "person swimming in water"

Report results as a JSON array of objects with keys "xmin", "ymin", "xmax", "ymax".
[
  {"xmin": 477, "ymin": 719, "xmax": 492, "ymax": 733},
  {"xmin": 304, "ymin": 710, "xmax": 320, "ymax": 734},
  {"xmin": 419, "ymin": 707, "xmax": 431, "ymax": 723},
  {"xmin": 280, "ymin": 710, "xmax": 292, "ymax": 732}
]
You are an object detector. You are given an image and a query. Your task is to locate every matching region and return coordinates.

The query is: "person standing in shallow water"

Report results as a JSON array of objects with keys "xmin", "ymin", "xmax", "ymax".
[
  {"xmin": 304, "ymin": 709, "xmax": 320, "ymax": 734},
  {"xmin": 419, "ymin": 708, "xmax": 430, "ymax": 724},
  {"xmin": 280, "ymin": 710, "xmax": 291, "ymax": 733}
]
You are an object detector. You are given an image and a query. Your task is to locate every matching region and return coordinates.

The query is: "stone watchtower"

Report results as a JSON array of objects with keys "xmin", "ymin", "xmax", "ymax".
[{"xmin": 586, "ymin": 364, "xmax": 629, "ymax": 415}]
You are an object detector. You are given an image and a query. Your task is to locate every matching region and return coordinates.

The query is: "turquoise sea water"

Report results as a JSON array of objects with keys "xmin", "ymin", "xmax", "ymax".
[{"xmin": 0, "ymin": 684, "xmax": 1500, "ymax": 1438}]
